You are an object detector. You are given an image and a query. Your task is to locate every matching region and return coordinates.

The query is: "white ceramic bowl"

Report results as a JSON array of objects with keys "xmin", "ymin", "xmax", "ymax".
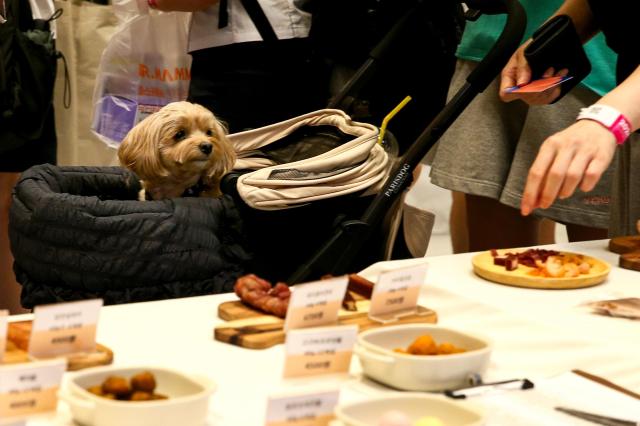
[
  {"xmin": 59, "ymin": 366, "xmax": 216, "ymax": 426},
  {"xmin": 335, "ymin": 393, "xmax": 485, "ymax": 426},
  {"xmin": 355, "ymin": 324, "xmax": 491, "ymax": 391}
]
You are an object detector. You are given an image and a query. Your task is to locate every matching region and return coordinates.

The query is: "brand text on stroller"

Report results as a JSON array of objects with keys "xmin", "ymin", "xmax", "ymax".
[{"xmin": 384, "ymin": 163, "xmax": 411, "ymax": 197}]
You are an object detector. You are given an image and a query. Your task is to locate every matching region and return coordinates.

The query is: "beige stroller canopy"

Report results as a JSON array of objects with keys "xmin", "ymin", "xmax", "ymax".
[{"xmin": 231, "ymin": 109, "xmax": 390, "ymax": 210}]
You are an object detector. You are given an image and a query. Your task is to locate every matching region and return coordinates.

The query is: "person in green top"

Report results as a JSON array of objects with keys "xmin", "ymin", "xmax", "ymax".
[
  {"xmin": 428, "ymin": 0, "xmax": 617, "ymax": 253},
  {"xmin": 457, "ymin": 3, "xmax": 615, "ymax": 97}
]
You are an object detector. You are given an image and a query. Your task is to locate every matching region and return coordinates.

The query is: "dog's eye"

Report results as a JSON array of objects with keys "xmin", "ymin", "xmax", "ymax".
[
  {"xmin": 206, "ymin": 129, "xmax": 214, "ymax": 137},
  {"xmin": 174, "ymin": 129, "xmax": 186, "ymax": 141}
]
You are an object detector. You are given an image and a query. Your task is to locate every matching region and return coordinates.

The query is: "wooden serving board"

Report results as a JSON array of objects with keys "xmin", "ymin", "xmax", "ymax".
[
  {"xmin": 472, "ymin": 250, "xmax": 610, "ymax": 289},
  {"xmin": 609, "ymin": 236, "xmax": 640, "ymax": 254},
  {"xmin": 218, "ymin": 301, "xmax": 266, "ymax": 321},
  {"xmin": 215, "ymin": 301, "xmax": 437, "ymax": 350},
  {"xmin": 620, "ymin": 252, "xmax": 640, "ymax": 272},
  {"xmin": 3, "ymin": 341, "xmax": 30, "ymax": 364},
  {"xmin": 609, "ymin": 236, "xmax": 640, "ymax": 272},
  {"xmin": 5, "ymin": 321, "xmax": 114, "ymax": 370}
]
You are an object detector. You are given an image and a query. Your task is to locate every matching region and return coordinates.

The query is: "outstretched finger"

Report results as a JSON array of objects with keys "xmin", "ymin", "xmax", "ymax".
[
  {"xmin": 558, "ymin": 153, "xmax": 591, "ymax": 199},
  {"xmin": 539, "ymin": 147, "xmax": 576, "ymax": 208},
  {"xmin": 521, "ymin": 146, "xmax": 557, "ymax": 215},
  {"xmin": 580, "ymin": 157, "xmax": 608, "ymax": 192}
]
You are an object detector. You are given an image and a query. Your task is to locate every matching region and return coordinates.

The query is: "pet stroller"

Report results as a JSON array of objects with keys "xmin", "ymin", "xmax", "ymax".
[
  {"xmin": 9, "ymin": 0, "xmax": 526, "ymax": 307},
  {"xmin": 219, "ymin": 0, "xmax": 527, "ymax": 284}
]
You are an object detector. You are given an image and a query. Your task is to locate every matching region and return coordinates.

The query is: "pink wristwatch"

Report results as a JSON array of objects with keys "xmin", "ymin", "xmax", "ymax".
[{"xmin": 577, "ymin": 104, "xmax": 632, "ymax": 145}]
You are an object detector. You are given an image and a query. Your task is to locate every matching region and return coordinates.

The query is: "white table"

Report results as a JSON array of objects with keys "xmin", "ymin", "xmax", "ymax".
[{"xmin": 20, "ymin": 240, "xmax": 640, "ymax": 425}]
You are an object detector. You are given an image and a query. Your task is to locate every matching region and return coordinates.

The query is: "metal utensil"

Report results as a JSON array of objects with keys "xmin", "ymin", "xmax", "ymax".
[{"xmin": 555, "ymin": 407, "xmax": 640, "ymax": 426}]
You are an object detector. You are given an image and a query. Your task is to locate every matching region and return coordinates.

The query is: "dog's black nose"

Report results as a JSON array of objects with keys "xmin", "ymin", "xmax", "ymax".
[{"xmin": 199, "ymin": 142, "xmax": 213, "ymax": 155}]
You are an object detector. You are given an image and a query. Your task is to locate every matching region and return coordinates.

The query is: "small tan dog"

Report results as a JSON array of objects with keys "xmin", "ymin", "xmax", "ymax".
[{"xmin": 118, "ymin": 102, "xmax": 236, "ymax": 200}]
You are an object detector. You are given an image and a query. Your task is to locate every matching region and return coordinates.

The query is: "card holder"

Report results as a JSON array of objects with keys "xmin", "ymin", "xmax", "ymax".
[{"xmin": 524, "ymin": 15, "xmax": 591, "ymax": 103}]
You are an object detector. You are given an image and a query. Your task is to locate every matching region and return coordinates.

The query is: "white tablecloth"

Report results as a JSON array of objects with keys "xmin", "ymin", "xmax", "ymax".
[{"xmin": 20, "ymin": 240, "xmax": 640, "ymax": 425}]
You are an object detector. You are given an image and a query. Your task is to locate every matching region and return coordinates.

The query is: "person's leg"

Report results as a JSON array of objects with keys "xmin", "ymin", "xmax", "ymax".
[
  {"xmin": 565, "ymin": 224, "xmax": 608, "ymax": 242},
  {"xmin": 450, "ymin": 191, "xmax": 469, "ymax": 254},
  {"xmin": 465, "ymin": 193, "xmax": 555, "ymax": 252},
  {"xmin": 430, "ymin": 61, "xmax": 530, "ymax": 254},
  {"xmin": 538, "ymin": 218, "xmax": 556, "ymax": 244},
  {"xmin": 0, "ymin": 173, "xmax": 27, "ymax": 314}
]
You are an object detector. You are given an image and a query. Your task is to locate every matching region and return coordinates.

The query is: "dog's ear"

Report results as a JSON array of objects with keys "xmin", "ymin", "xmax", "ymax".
[
  {"xmin": 204, "ymin": 120, "xmax": 236, "ymax": 185},
  {"xmin": 118, "ymin": 117, "xmax": 170, "ymax": 180}
]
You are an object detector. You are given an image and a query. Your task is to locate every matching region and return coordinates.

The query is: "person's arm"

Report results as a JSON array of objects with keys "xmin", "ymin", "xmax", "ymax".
[
  {"xmin": 150, "ymin": 0, "xmax": 219, "ymax": 12},
  {"xmin": 520, "ymin": 65, "xmax": 640, "ymax": 216},
  {"xmin": 499, "ymin": 0, "xmax": 599, "ymax": 104}
]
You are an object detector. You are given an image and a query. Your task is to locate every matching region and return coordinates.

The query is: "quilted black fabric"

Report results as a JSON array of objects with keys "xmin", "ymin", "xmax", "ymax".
[{"xmin": 9, "ymin": 165, "xmax": 250, "ymax": 307}]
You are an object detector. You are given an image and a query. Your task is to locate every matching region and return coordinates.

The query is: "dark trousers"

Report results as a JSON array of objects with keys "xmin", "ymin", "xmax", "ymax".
[
  {"xmin": 0, "ymin": 108, "xmax": 57, "ymax": 172},
  {"xmin": 188, "ymin": 38, "xmax": 330, "ymax": 133}
]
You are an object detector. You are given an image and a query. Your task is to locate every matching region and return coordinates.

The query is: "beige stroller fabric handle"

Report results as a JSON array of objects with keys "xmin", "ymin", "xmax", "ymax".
[{"xmin": 230, "ymin": 109, "xmax": 390, "ymax": 210}]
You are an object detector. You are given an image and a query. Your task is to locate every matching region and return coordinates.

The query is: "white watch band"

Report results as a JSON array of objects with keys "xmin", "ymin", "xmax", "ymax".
[{"xmin": 577, "ymin": 104, "xmax": 631, "ymax": 145}]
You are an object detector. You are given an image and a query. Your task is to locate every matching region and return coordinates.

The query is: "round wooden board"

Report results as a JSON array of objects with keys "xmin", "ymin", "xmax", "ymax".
[
  {"xmin": 609, "ymin": 236, "xmax": 640, "ymax": 254},
  {"xmin": 472, "ymin": 250, "xmax": 610, "ymax": 289},
  {"xmin": 620, "ymin": 252, "xmax": 640, "ymax": 272}
]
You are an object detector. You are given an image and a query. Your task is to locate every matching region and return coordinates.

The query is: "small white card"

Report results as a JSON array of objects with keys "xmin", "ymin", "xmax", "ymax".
[
  {"xmin": 369, "ymin": 264, "xmax": 427, "ymax": 320},
  {"xmin": 265, "ymin": 388, "xmax": 340, "ymax": 426},
  {"xmin": 0, "ymin": 310, "xmax": 8, "ymax": 363},
  {"xmin": 283, "ymin": 277, "xmax": 348, "ymax": 332},
  {"xmin": 283, "ymin": 325, "xmax": 357, "ymax": 379},
  {"xmin": 29, "ymin": 299, "xmax": 103, "ymax": 358},
  {"xmin": 0, "ymin": 358, "xmax": 66, "ymax": 420}
]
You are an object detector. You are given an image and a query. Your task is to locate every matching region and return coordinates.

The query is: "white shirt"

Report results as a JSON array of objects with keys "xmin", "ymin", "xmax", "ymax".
[{"xmin": 188, "ymin": 0, "xmax": 311, "ymax": 52}]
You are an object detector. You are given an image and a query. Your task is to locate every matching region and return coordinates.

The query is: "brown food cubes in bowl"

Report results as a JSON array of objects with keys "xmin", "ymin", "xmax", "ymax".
[
  {"xmin": 87, "ymin": 371, "xmax": 168, "ymax": 402},
  {"xmin": 408, "ymin": 335, "xmax": 438, "ymax": 355},
  {"xmin": 130, "ymin": 391, "xmax": 154, "ymax": 401},
  {"xmin": 437, "ymin": 342, "xmax": 466, "ymax": 355},
  {"xmin": 131, "ymin": 371, "xmax": 156, "ymax": 393},
  {"xmin": 102, "ymin": 376, "xmax": 131, "ymax": 397},
  {"xmin": 396, "ymin": 334, "xmax": 467, "ymax": 356},
  {"xmin": 87, "ymin": 385, "xmax": 104, "ymax": 396}
]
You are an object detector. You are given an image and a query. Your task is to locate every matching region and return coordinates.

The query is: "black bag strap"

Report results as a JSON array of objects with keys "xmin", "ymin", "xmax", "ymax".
[{"xmin": 218, "ymin": 0, "xmax": 278, "ymax": 43}]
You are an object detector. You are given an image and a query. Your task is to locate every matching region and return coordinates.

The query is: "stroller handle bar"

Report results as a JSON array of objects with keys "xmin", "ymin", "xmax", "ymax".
[
  {"xmin": 465, "ymin": 0, "xmax": 527, "ymax": 91},
  {"xmin": 329, "ymin": 0, "xmax": 526, "ymax": 110},
  {"xmin": 328, "ymin": 3, "xmax": 418, "ymax": 110},
  {"xmin": 363, "ymin": 0, "xmax": 526, "ymax": 223},
  {"xmin": 288, "ymin": 0, "xmax": 526, "ymax": 284}
]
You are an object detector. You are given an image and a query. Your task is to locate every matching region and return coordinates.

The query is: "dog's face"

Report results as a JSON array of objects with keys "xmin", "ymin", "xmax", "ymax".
[{"xmin": 118, "ymin": 101, "xmax": 236, "ymax": 198}]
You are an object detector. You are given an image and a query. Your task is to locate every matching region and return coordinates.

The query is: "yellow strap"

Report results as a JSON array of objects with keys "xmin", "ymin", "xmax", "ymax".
[{"xmin": 377, "ymin": 96, "xmax": 412, "ymax": 145}]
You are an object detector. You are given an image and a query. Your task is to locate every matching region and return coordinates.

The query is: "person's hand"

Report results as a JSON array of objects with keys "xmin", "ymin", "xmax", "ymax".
[
  {"xmin": 521, "ymin": 119, "xmax": 618, "ymax": 216},
  {"xmin": 499, "ymin": 42, "xmax": 566, "ymax": 105}
]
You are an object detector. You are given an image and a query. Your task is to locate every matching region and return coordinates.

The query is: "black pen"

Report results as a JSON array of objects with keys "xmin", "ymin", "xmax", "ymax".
[{"xmin": 445, "ymin": 378, "xmax": 534, "ymax": 399}]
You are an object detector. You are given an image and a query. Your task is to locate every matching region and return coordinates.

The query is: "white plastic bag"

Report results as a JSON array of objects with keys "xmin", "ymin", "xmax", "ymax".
[{"xmin": 91, "ymin": 6, "xmax": 191, "ymax": 147}]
